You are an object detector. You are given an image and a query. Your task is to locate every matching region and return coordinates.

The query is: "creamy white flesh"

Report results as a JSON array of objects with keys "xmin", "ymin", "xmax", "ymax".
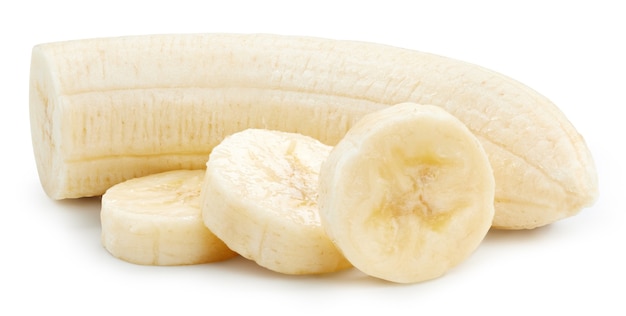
[{"xmin": 319, "ymin": 103, "xmax": 495, "ymax": 283}]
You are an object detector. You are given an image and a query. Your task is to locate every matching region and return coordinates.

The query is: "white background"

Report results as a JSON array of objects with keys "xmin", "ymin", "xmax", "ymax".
[{"xmin": 2, "ymin": 1, "xmax": 624, "ymax": 315}]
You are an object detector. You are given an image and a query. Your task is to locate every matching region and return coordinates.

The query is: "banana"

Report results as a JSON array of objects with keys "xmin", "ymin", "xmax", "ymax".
[
  {"xmin": 318, "ymin": 103, "xmax": 495, "ymax": 283},
  {"xmin": 100, "ymin": 169, "xmax": 237, "ymax": 265},
  {"xmin": 200, "ymin": 128, "xmax": 351, "ymax": 275},
  {"xmin": 29, "ymin": 33, "xmax": 598, "ymax": 229}
]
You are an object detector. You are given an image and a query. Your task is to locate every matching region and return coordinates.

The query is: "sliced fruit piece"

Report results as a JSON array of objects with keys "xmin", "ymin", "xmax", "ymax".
[
  {"xmin": 201, "ymin": 128, "xmax": 351, "ymax": 275},
  {"xmin": 101, "ymin": 169, "xmax": 237, "ymax": 265},
  {"xmin": 318, "ymin": 102, "xmax": 495, "ymax": 283}
]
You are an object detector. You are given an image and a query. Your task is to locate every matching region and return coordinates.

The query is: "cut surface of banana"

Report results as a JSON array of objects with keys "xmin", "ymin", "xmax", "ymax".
[
  {"xmin": 318, "ymin": 103, "xmax": 495, "ymax": 283},
  {"xmin": 200, "ymin": 128, "xmax": 352, "ymax": 275},
  {"xmin": 101, "ymin": 169, "xmax": 237, "ymax": 265}
]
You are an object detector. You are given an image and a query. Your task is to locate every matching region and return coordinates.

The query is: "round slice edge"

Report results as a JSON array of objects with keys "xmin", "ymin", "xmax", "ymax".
[
  {"xmin": 101, "ymin": 169, "xmax": 237, "ymax": 265},
  {"xmin": 318, "ymin": 102, "xmax": 495, "ymax": 283},
  {"xmin": 201, "ymin": 128, "xmax": 352, "ymax": 275}
]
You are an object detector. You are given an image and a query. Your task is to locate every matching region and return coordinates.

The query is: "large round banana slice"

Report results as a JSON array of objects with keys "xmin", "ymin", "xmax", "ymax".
[
  {"xmin": 200, "ymin": 129, "xmax": 352, "ymax": 275},
  {"xmin": 318, "ymin": 102, "xmax": 495, "ymax": 283},
  {"xmin": 101, "ymin": 169, "xmax": 237, "ymax": 265}
]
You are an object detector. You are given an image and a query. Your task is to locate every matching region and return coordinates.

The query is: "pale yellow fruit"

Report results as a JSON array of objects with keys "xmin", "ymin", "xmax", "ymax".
[
  {"xmin": 29, "ymin": 33, "xmax": 597, "ymax": 229},
  {"xmin": 318, "ymin": 103, "xmax": 495, "ymax": 283},
  {"xmin": 101, "ymin": 170, "xmax": 237, "ymax": 265},
  {"xmin": 201, "ymin": 129, "xmax": 351, "ymax": 275}
]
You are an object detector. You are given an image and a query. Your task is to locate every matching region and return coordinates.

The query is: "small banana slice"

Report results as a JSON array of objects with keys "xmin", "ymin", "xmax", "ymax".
[
  {"xmin": 318, "ymin": 103, "xmax": 495, "ymax": 283},
  {"xmin": 200, "ymin": 129, "xmax": 352, "ymax": 275},
  {"xmin": 101, "ymin": 169, "xmax": 237, "ymax": 265}
]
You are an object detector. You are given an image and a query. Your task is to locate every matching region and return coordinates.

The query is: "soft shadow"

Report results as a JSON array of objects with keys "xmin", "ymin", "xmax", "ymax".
[
  {"xmin": 52, "ymin": 196, "xmax": 103, "ymax": 230},
  {"xmin": 190, "ymin": 256, "xmax": 410, "ymax": 287},
  {"xmin": 482, "ymin": 224, "xmax": 555, "ymax": 246}
]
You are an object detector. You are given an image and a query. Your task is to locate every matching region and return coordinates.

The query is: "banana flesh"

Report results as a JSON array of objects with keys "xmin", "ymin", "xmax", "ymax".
[
  {"xmin": 100, "ymin": 169, "xmax": 237, "ymax": 265},
  {"xmin": 200, "ymin": 129, "xmax": 351, "ymax": 275},
  {"xmin": 29, "ymin": 33, "xmax": 598, "ymax": 229},
  {"xmin": 318, "ymin": 103, "xmax": 495, "ymax": 283}
]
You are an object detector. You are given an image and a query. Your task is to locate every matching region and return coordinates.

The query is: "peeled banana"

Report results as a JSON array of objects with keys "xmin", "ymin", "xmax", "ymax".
[
  {"xmin": 100, "ymin": 169, "xmax": 237, "ymax": 265},
  {"xmin": 29, "ymin": 33, "xmax": 598, "ymax": 229},
  {"xmin": 200, "ymin": 128, "xmax": 351, "ymax": 275},
  {"xmin": 318, "ymin": 103, "xmax": 495, "ymax": 283}
]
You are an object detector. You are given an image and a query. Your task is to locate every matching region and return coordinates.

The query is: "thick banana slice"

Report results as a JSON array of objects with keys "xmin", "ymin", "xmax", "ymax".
[
  {"xmin": 318, "ymin": 103, "xmax": 495, "ymax": 283},
  {"xmin": 200, "ymin": 128, "xmax": 351, "ymax": 275},
  {"xmin": 101, "ymin": 169, "xmax": 237, "ymax": 265}
]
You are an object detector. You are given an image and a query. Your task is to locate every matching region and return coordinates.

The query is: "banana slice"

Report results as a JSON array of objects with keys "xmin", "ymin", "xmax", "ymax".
[
  {"xmin": 101, "ymin": 169, "xmax": 237, "ymax": 265},
  {"xmin": 200, "ymin": 129, "xmax": 352, "ymax": 275},
  {"xmin": 318, "ymin": 103, "xmax": 495, "ymax": 283}
]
